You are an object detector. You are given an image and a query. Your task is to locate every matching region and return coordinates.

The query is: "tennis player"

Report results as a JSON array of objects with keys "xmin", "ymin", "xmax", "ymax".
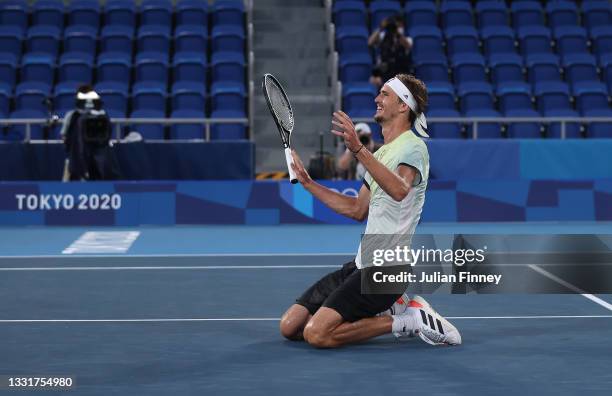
[{"xmin": 280, "ymin": 74, "xmax": 461, "ymax": 348}]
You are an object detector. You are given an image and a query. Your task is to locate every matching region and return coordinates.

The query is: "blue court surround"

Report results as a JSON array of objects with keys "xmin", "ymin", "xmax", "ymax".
[{"xmin": 0, "ymin": 224, "xmax": 611, "ymax": 395}]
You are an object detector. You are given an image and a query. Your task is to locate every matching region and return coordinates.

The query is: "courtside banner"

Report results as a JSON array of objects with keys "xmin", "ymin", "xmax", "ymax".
[{"xmin": 0, "ymin": 180, "xmax": 609, "ymax": 226}]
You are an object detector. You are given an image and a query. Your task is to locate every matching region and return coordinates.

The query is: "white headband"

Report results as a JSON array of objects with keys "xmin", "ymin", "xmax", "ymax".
[
  {"xmin": 77, "ymin": 91, "xmax": 100, "ymax": 100},
  {"xmin": 385, "ymin": 77, "xmax": 429, "ymax": 138}
]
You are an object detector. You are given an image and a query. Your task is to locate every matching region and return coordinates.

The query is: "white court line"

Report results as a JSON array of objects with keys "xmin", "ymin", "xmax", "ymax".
[
  {"xmin": 528, "ymin": 264, "xmax": 612, "ymax": 312},
  {"xmin": 0, "ymin": 265, "xmax": 340, "ymax": 271},
  {"xmin": 1, "ymin": 315, "xmax": 612, "ymax": 324},
  {"xmin": 0, "ymin": 253, "xmax": 355, "ymax": 259}
]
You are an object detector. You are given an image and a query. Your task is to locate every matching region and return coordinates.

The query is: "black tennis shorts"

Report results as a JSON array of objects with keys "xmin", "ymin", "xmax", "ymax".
[{"xmin": 296, "ymin": 261, "xmax": 402, "ymax": 322}]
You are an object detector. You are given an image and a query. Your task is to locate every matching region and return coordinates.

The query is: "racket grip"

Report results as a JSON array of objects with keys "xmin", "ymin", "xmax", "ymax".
[{"xmin": 284, "ymin": 147, "xmax": 298, "ymax": 184}]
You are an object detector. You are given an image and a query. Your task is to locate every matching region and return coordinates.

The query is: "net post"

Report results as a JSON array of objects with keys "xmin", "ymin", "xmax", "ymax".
[{"xmin": 205, "ymin": 121, "xmax": 211, "ymax": 141}]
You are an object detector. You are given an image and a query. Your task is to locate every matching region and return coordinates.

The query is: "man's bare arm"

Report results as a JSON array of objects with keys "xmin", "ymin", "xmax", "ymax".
[
  {"xmin": 291, "ymin": 150, "xmax": 369, "ymax": 221},
  {"xmin": 355, "ymin": 148, "xmax": 416, "ymax": 201}
]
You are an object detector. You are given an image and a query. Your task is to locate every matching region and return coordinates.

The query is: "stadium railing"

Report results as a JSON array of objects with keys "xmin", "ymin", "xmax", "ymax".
[
  {"xmin": 353, "ymin": 116, "xmax": 612, "ymax": 139},
  {"xmin": 0, "ymin": 117, "xmax": 249, "ymax": 142}
]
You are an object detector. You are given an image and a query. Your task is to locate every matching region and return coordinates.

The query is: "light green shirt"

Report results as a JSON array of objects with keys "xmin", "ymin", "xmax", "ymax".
[{"xmin": 356, "ymin": 130, "xmax": 430, "ymax": 268}]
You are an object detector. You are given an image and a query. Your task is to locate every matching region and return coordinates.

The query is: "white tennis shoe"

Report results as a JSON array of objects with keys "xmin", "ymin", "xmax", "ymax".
[{"xmin": 407, "ymin": 295, "xmax": 462, "ymax": 346}]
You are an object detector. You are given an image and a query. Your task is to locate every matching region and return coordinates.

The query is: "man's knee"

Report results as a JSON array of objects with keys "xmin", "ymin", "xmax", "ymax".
[
  {"xmin": 303, "ymin": 321, "xmax": 338, "ymax": 348},
  {"xmin": 279, "ymin": 304, "xmax": 310, "ymax": 341}
]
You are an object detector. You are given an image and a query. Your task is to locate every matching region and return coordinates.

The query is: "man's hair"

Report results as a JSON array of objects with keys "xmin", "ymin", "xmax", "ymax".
[
  {"xmin": 395, "ymin": 74, "xmax": 428, "ymax": 126},
  {"xmin": 77, "ymin": 84, "xmax": 94, "ymax": 94}
]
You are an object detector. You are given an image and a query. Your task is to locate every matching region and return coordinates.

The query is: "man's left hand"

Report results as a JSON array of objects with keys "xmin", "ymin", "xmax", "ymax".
[{"xmin": 331, "ymin": 111, "xmax": 362, "ymax": 153}]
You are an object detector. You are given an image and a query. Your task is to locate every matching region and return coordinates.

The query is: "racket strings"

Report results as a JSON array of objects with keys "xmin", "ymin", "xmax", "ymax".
[{"xmin": 266, "ymin": 79, "xmax": 294, "ymax": 131}]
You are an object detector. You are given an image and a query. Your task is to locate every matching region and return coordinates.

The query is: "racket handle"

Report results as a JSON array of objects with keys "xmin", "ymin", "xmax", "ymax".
[{"xmin": 284, "ymin": 147, "xmax": 298, "ymax": 184}]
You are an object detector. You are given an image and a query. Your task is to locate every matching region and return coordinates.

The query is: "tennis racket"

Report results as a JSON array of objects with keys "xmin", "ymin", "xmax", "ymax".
[{"xmin": 262, "ymin": 73, "xmax": 297, "ymax": 184}]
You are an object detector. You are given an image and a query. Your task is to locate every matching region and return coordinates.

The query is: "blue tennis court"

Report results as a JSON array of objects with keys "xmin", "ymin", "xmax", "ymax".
[{"xmin": 1, "ymin": 224, "xmax": 611, "ymax": 395}]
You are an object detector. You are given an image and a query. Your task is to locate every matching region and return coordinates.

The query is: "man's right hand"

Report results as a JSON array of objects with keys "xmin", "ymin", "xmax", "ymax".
[{"xmin": 291, "ymin": 149, "xmax": 313, "ymax": 187}]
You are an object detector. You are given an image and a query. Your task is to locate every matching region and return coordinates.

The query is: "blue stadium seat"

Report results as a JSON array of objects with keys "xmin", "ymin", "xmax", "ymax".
[
  {"xmin": 212, "ymin": 0, "xmax": 244, "ymax": 27},
  {"xmin": 132, "ymin": 81, "xmax": 167, "ymax": 112},
  {"xmin": 563, "ymin": 54, "xmax": 599, "ymax": 87},
  {"xmin": 342, "ymin": 83, "xmax": 376, "ymax": 116},
  {"xmin": 600, "ymin": 54, "xmax": 612, "ymax": 95},
  {"xmin": 130, "ymin": 109, "xmax": 166, "ymax": 140},
  {"xmin": 53, "ymin": 81, "xmax": 80, "ymax": 115},
  {"xmin": 0, "ymin": 0, "xmax": 28, "ymax": 32},
  {"xmin": 173, "ymin": 52, "xmax": 207, "ymax": 83},
  {"xmin": 427, "ymin": 81, "xmax": 456, "ymax": 110},
  {"xmin": 211, "ymin": 25, "xmax": 245, "ymax": 53},
  {"xmin": 211, "ymin": 82, "xmax": 246, "ymax": 112},
  {"xmin": 573, "ymin": 81, "xmax": 612, "ymax": 137},
  {"xmin": 370, "ymin": 1, "xmax": 401, "ymax": 32},
  {"xmin": 68, "ymin": 0, "xmax": 100, "ymax": 30},
  {"xmin": 582, "ymin": 2, "xmax": 612, "ymax": 34},
  {"xmin": 0, "ymin": 55, "xmax": 17, "ymax": 95},
  {"xmin": 64, "ymin": 25, "xmax": 98, "ymax": 54},
  {"xmin": 428, "ymin": 109, "xmax": 462, "ymax": 138},
  {"xmin": 336, "ymin": 26, "xmax": 369, "ymax": 56},
  {"xmin": 414, "ymin": 55, "xmax": 449, "ymax": 84},
  {"xmin": 211, "ymin": 51, "xmax": 245, "ymax": 84},
  {"xmin": 546, "ymin": 1, "xmax": 578, "ymax": 29},
  {"xmin": 15, "ymin": 81, "xmax": 51, "ymax": 112},
  {"xmin": 534, "ymin": 81, "xmax": 580, "ymax": 138},
  {"xmin": 410, "ymin": 26, "xmax": 444, "ymax": 59},
  {"xmin": 511, "ymin": 2, "xmax": 544, "ymax": 29},
  {"xmin": 210, "ymin": 109, "xmax": 246, "ymax": 140},
  {"xmin": 405, "ymin": 2, "xmax": 437, "ymax": 28},
  {"xmin": 534, "ymin": 82, "xmax": 572, "ymax": 114},
  {"xmin": 481, "ymin": 26, "xmax": 516, "ymax": 58},
  {"xmin": 26, "ymin": 25, "xmax": 61, "ymax": 57},
  {"xmin": 464, "ymin": 108, "xmax": 503, "ymax": 139},
  {"xmin": 517, "ymin": 26, "xmax": 552, "ymax": 57},
  {"xmin": 100, "ymin": 25, "xmax": 133, "ymax": 55},
  {"xmin": 526, "ymin": 53, "xmax": 562, "ymax": 86},
  {"xmin": 554, "ymin": 26, "xmax": 589, "ymax": 57},
  {"xmin": 451, "ymin": 53, "xmax": 487, "ymax": 85},
  {"xmin": 140, "ymin": 0, "xmax": 173, "ymax": 27},
  {"xmin": 591, "ymin": 26, "xmax": 612, "ymax": 58},
  {"xmin": 475, "ymin": 1, "xmax": 507, "ymax": 29},
  {"xmin": 339, "ymin": 53, "xmax": 372, "ymax": 83},
  {"xmin": 176, "ymin": 0, "xmax": 208, "ymax": 28},
  {"xmin": 0, "ymin": 85, "xmax": 10, "ymax": 116},
  {"xmin": 489, "ymin": 54, "xmax": 524, "ymax": 86},
  {"xmin": 497, "ymin": 82, "xmax": 541, "ymax": 138},
  {"xmin": 445, "ymin": 26, "xmax": 479, "ymax": 57},
  {"xmin": 171, "ymin": 81, "xmax": 206, "ymax": 111},
  {"xmin": 58, "ymin": 52, "xmax": 94, "ymax": 84},
  {"xmin": 32, "ymin": 0, "xmax": 64, "ymax": 28},
  {"xmin": 582, "ymin": 108, "xmax": 612, "ymax": 138},
  {"xmin": 170, "ymin": 109, "xmax": 206, "ymax": 140},
  {"xmin": 135, "ymin": 51, "xmax": 169, "ymax": 84},
  {"xmin": 175, "ymin": 25, "xmax": 207, "ymax": 54},
  {"xmin": 333, "ymin": 1, "xmax": 367, "ymax": 28},
  {"xmin": 573, "ymin": 81, "xmax": 609, "ymax": 114},
  {"xmin": 97, "ymin": 52, "xmax": 131, "ymax": 84},
  {"xmin": 104, "ymin": 0, "xmax": 136, "ymax": 28},
  {"xmin": 137, "ymin": 25, "xmax": 171, "ymax": 54},
  {"xmin": 95, "ymin": 81, "xmax": 128, "ymax": 117},
  {"xmin": 440, "ymin": 1, "xmax": 473, "ymax": 29},
  {"xmin": 0, "ymin": 26, "xmax": 24, "ymax": 58},
  {"xmin": 8, "ymin": 109, "xmax": 48, "ymax": 140},
  {"xmin": 20, "ymin": 53, "xmax": 55, "ymax": 86}
]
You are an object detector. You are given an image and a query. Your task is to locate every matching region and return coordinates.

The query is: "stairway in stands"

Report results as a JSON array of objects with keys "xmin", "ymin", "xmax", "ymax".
[{"xmin": 252, "ymin": 0, "xmax": 335, "ymax": 174}]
